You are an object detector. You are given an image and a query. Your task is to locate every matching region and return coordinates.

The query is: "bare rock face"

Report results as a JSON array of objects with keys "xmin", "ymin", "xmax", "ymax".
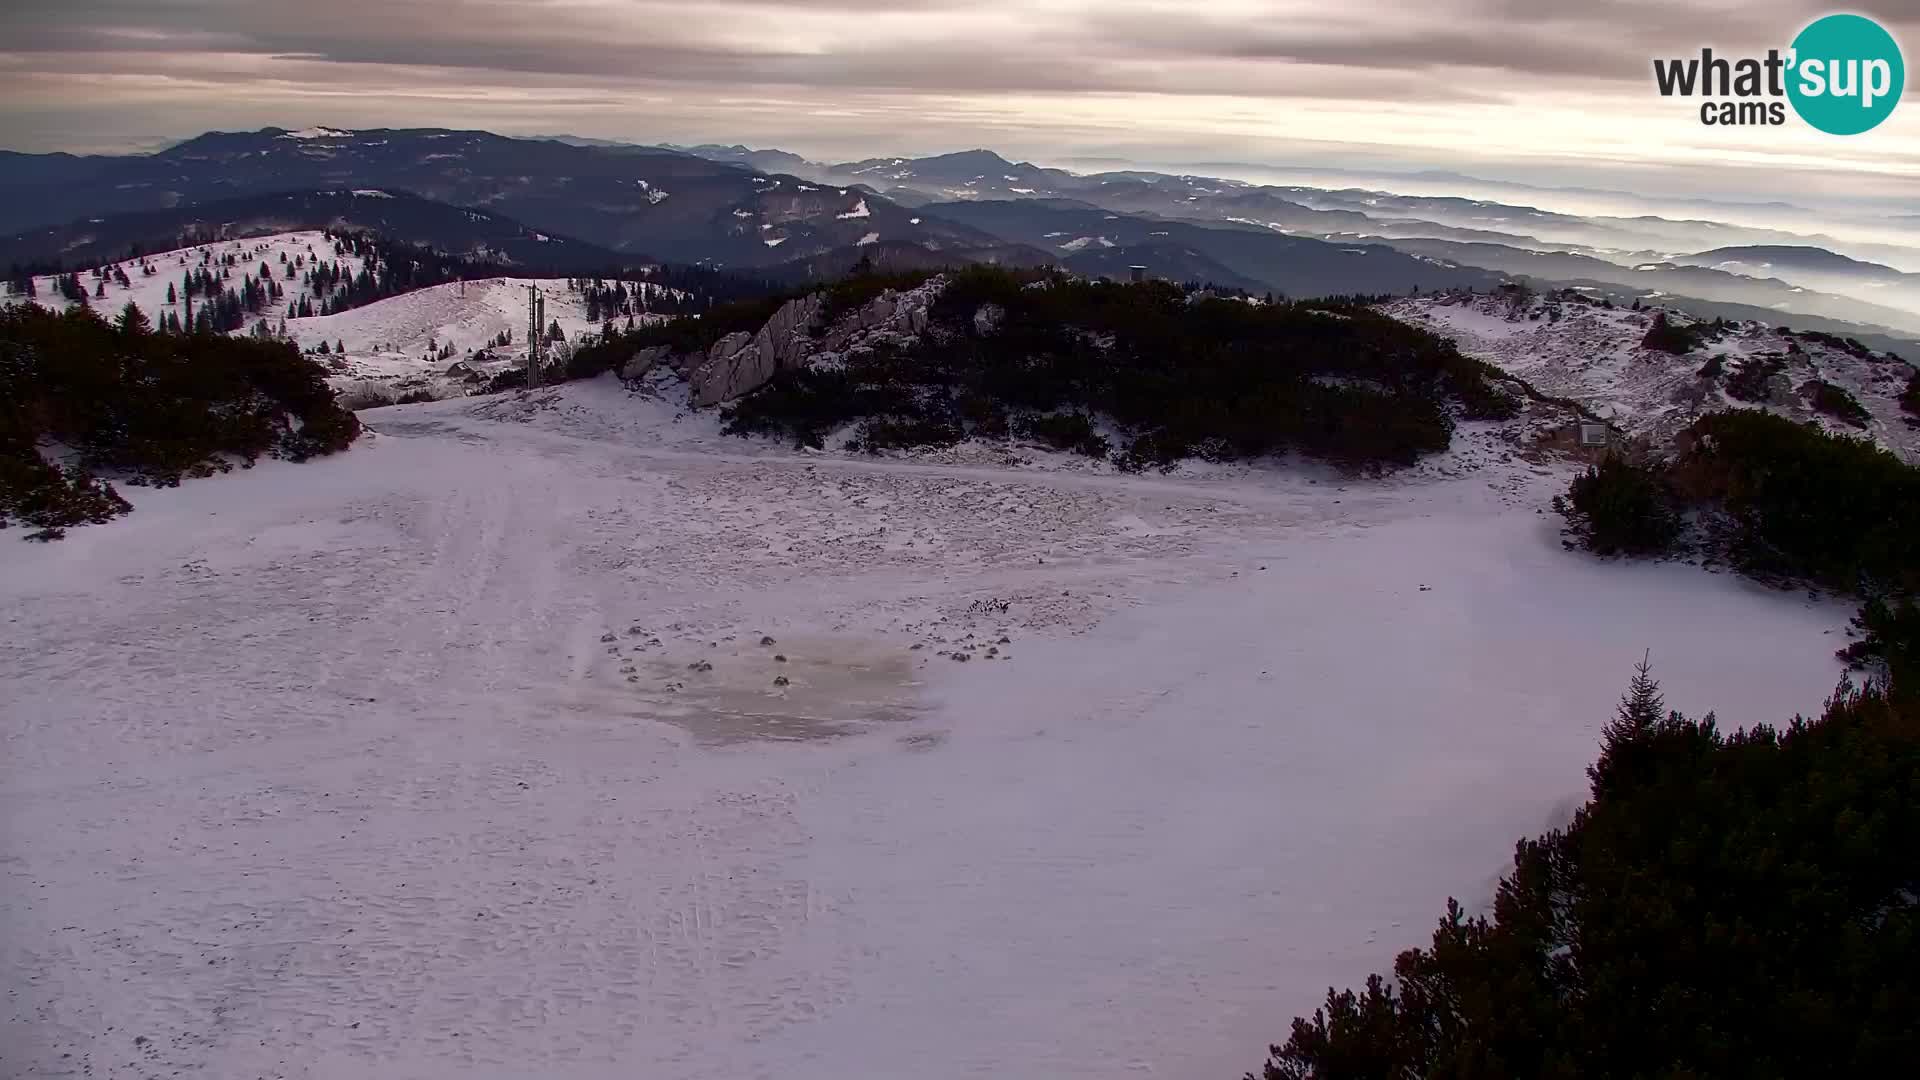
[
  {"xmin": 972, "ymin": 302, "xmax": 1005, "ymax": 336},
  {"xmin": 677, "ymin": 277, "xmax": 946, "ymax": 406},
  {"xmin": 815, "ymin": 277, "xmax": 943, "ymax": 357},
  {"xmin": 620, "ymin": 345, "xmax": 675, "ymax": 381},
  {"xmin": 689, "ymin": 295, "xmax": 823, "ymax": 406}
]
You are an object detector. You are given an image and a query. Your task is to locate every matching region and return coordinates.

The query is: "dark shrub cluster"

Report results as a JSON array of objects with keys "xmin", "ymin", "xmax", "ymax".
[
  {"xmin": 723, "ymin": 268, "xmax": 1516, "ymax": 471},
  {"xmin": 1640, "ymin": 312, "xmax": 1724, "ymax": 355},
  {"xmin": 1795, "ymin": 329, "xmax": 1878, "ymax": 361},
  {"xmin": 1804, "ymin": 379, "xmax": 1871, "ymax": 428},
  {"xmin": 1839, "ymin": 595, "xmax": 1920, "ymax": 702},
  {"xmin": 1724, "ymin": 355, "xmax": 1786, "ymax": 402},
  {"xmin": 1675, "ymin": 410, "xmax": 1920, "ymax": 594},
  {"xmin": 1558, "ymin": 411, "xmax": 1920, "ymax": 595},
  {"xmin": 1253, "ymin": 662, "xmax": 1920, "ymax": 1080},
  {"xmin": 0, "ymin": 302, "xmax": 360, "ymax": 537},
  {"xmin": 1552, "ymin": 456, "xmax": 1680, "ymax": 556},
  {"xmin": 1015, "ymin": 411, "xmax": 1110, "ymax": 459}
]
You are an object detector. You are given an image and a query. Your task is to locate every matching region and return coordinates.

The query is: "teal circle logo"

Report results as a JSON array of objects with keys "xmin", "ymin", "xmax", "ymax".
[{"xmin": 1788, "ymin": 14, "xmax": 1905, "ymax": 135}]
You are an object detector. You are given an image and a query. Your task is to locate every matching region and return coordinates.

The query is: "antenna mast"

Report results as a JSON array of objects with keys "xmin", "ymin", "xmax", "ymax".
[{"xmin": 526, "ymin": 284, "xmax": 543, "ymax": 388}]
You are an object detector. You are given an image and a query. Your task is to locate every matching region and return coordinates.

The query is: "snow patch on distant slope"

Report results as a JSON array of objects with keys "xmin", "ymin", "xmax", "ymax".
[
  {"xmin": 836, "ymin": 199, "xmax": 871, "ymax": 220},
  {"xmin": 1386, "ymin": 291, "xmax": 1919, "ymax": 461}
]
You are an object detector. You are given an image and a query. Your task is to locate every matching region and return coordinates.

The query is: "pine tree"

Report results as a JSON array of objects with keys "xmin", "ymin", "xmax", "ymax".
[
  {"xmin": 1589, "ymin": 651, "xmax": 1665, "ymax": 797},
  {"xmin": 116, "ymin": 301, "xmax": 151, "ymax": 335},
  {"xmin": 167, "ymin": 282, "xmax": 177, "ymax": 305},
  {"xmin": 318, "ymin": 340, "xmax": 330, "ymax": 355},
  {"xmin": 335, "ymin": 339, "xmax": 345, "ymax": 355}
]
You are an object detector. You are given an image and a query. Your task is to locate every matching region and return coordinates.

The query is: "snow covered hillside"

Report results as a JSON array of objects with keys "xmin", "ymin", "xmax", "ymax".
[
  {"xmin": 284, "ymin": 275, "xmax": 671, "ymax": 396},
  {"xmin": 1386, "ymin": 290, "xmax": 1919, "ymax": 460},
  {"xmin": 16, "ymin": 231, "xmax": 678, "ymax": 401},
  {"xmin": 26, "ymin": 230, "xmax": 367, "ymax": 330},
  {"xmin": 0, "ymin": 378, "xmax": 1850, "ymax": 1080}
]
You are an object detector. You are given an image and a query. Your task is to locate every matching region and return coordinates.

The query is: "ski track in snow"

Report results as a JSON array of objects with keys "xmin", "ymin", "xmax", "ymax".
[{"xmin": 0, "ymin": 379, "xmax": 1851, "ymax": 1080}]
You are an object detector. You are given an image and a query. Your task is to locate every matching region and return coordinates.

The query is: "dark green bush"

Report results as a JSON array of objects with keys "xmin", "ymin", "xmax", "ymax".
[
  {"xmin": 1253, "ymin": 663, "xmax": 1920, "ymax": 1080},
  {"xmin": 1641, "ymin": 312, "xmax": 1721, "ymax": 355},
  {"xmin": 1016, "ymin": 411, "xmax": 1109, "ymax": 458},
  {"xmin": 1680, "ymin": 410, "xmax": 1920, "ymax": 594},
  {"xmin": 1725, "ymin": 355, "xmax": 1784, "ymax": 402},
  {"xmin": 1805, "ymin": 379, "xmax": 1871, "ymax": 428},
  {"xmin": 1554, "ymin": 455, "xmax": 1680, "ymax": 556},
  {"xmin": 0, "ymin": 303, "xmax": 359, "ymax": 536},
  {"xmin": 1838, "ymin": 595, "xmax": 1920, "ymax": 702},
  {"xmin": 725, "ymin": 268, "xmax": 1503, "ymax": 471}
]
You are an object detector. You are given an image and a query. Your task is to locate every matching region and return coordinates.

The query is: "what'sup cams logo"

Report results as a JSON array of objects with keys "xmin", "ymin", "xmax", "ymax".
[{"xmin": 1654, "ymin": 13, "xmax": 1905, "ymax": 133}]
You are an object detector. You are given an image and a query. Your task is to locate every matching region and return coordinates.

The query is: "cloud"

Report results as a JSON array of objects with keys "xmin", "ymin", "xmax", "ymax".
[{"xmin": 0, "ymin": 0, "xmax": 1913, "ymax": 205}]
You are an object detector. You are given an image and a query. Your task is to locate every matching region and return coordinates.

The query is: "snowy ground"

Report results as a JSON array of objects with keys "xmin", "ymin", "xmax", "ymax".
[
  {"xmin": 29, "ymin": 231, "xmax": 369, "ymax": 330},
  {"xmin": 19, "ymin": 231, "xmax": 667, "ymax": 402},
  {"xmin": 285, "ymin": 275, "xmax": 670, "ymax": 390},
  {"xmin": 0, "ymin": 379, "xmax": 1850, "ymax": 1080},
  {"xmin": 1387, "ymin": 292, "xmax": 1920, "ymax": 460}
]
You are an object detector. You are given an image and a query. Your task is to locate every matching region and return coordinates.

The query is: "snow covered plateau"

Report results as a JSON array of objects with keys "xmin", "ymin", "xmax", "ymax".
[{"xmin": 0, "ymin": 369, "xmax": 1853, "ymax": 1079}]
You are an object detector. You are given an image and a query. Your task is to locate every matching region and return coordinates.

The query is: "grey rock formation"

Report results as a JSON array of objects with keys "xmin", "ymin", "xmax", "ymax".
[
  {"xmin": 689, "ymin": 295, "xmax": 822, "ymax": 406},
  {"xmin": 675, "ymin": 277, "xmax": 946, "ymax": 406},
  {"xmin": 620, "ymin": 345, "xmax": 674, "ymax": 381},
  {"xmin": 972, "ymin": 302, "xmax": 1004, "ymax": 336}
]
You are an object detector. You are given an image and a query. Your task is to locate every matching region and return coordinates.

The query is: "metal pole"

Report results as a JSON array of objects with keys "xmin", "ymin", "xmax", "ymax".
[{"xmin": 527, "ymin": 284, "xmax": 540, "ymax": 388}]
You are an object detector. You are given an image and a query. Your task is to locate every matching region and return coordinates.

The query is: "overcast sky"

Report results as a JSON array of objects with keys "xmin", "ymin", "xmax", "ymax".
[{"xmin": 1, "ymin": 0, "xmax": 1914, "ymax": 206}]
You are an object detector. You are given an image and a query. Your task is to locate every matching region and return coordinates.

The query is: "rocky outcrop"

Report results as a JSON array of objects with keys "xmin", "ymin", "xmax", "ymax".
[
  {"xmin": 620, "ymin": 345, "xmax": 674, "ymax": 381},
  {"xmin": 672, "ymin": 277, "xmax": 946, "ymax": 406},
  {"xmin": 689, "ymin": 294, "xmax": 823, "ymax": 406}
]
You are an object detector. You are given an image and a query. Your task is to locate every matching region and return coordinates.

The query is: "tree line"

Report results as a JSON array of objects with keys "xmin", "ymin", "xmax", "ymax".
[{"xmin": 0, "ymin": 303, "xmax": 361, "ymax": 540}]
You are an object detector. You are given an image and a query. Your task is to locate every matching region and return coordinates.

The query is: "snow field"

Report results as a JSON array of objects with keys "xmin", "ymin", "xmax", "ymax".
[{"xmin": 0, "ymin": 378, "xmax": 1849, "ymax": 1080}]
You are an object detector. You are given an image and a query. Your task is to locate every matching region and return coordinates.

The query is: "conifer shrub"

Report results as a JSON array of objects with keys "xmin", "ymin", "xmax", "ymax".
[
  {"xmin": 1805, "ymin": 379, "xmax": 1871, "ymax": 428},
  {"xmin": 1640, "ymin": 312, "xmax": 1721, "ymax": 355},
  {"xmin": 0, "ymin": 302, "xmax": 359, "ymax": 536},
  {"xmin": 1553, "ymin": 455, "xmax": 1680, "ymax": 556},
  {"xmin": 1724, "ymin": 355, "xmax": 1785, "ymax": 402},
  {"xmin": 723, "ymin": 269, "xmax": 1507, "ymax": 471},
  {"xmin": 1252, "ymin": 661, "xmax": 1920, "ymax": 1080},
  {"xmin": 1675, "ymin": 410, "xmax": 1920, "ymax": 593},
  {"xmin": 1016, "ymin": 412, "xmax": 1109, "ymax": 458}
]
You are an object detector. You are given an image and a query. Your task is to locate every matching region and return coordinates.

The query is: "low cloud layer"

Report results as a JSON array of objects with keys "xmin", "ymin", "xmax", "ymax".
[{"xmin": 0, "ymin": 0, "xmax": 1914, "ymax": 203}]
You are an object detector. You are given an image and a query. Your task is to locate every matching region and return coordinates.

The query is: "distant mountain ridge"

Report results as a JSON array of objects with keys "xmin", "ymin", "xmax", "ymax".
[
  {"xmin": 0, "ymin": 189, "xmax": 643, "ymax": 271},
  {"xmin": 6, "ymin": 128, "xmax": 1919, "ymax": 331},
  {"xmin": 0, "ymin": 128, "xmax": 1014, "ymax": 272}
]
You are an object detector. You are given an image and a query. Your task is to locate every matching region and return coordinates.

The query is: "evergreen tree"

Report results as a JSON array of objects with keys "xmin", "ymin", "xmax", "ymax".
[
  {"xmin": 167, "ymin": 282, "xmax": 177, "ymax": 306},
  {"xmin": 116, "ymin": 301, "xmax": 151, "ymax": 336},
  {"xmin": 335, "ymin": 339, "xmax": 345, "ymax": 355},
  {"xmin": 1589, "ymin": 652, "xmax": 1665, "ymax": 797}
]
